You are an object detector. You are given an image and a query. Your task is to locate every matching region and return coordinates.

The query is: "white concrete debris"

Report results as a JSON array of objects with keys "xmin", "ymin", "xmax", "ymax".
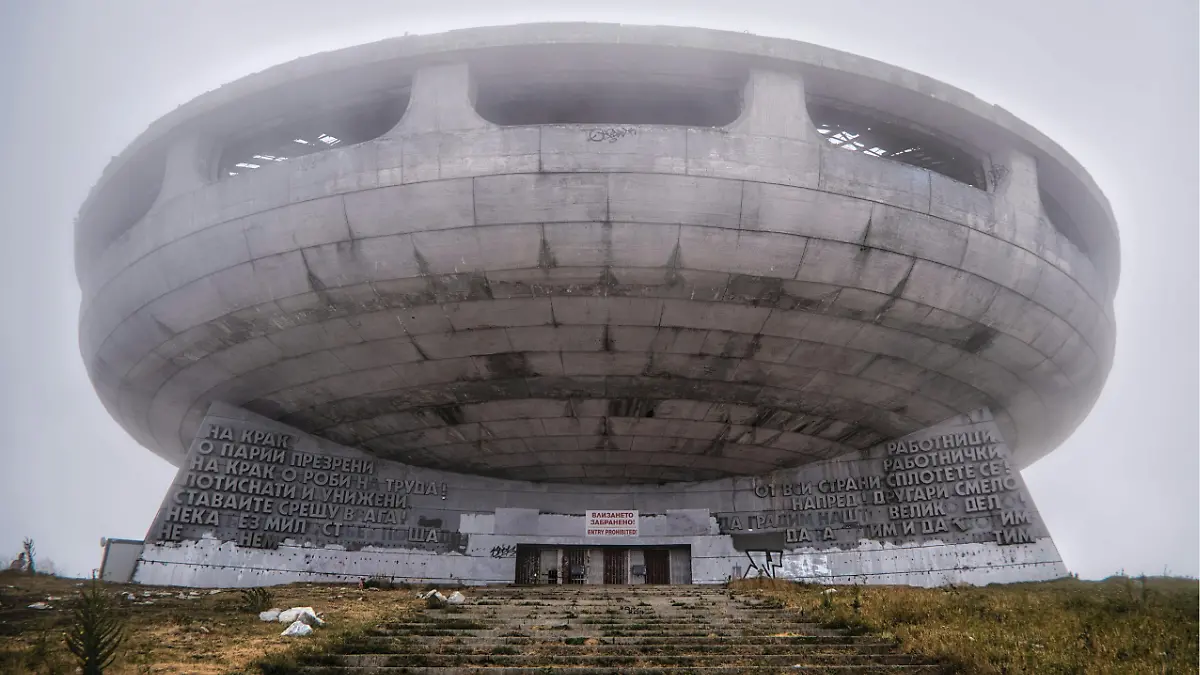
[
  {"xmin": 447, "ymin": 591, "xmax": 466, "ymax": 605},
  {"xmin": 278, "ymin": 607, "xmax": 325, "ymax": 627},
  {"xmin": 280, "ymin": 621, "xmax": 313, "ymax": 637},
  {"xmin": 419, "ymin": 589, "xmax": 448, "ymax": 604},
  {"xmin": 259, "ymin": 608, "xmax": 282, "ymax": 622}
]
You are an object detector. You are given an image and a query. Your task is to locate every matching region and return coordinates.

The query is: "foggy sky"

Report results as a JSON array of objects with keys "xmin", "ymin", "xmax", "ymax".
[{"xmin": 0, "ymin": 0, "xmax": 1195, "ymax": 580}]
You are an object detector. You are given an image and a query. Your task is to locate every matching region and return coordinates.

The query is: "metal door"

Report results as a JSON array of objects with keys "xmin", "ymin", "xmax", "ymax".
[
  {"xmin": 515, "ymin": 545, "xmax": 540, "ymax": 585},
  {"xmin": 644, "ymin": 549, "xmax": 670, "ymax": 584},
  {"xmin": 563, "ymin": 547, "xmax": 587, "ymax": 584},
  {"xmin": 603, "ymin": 549, "xmax": 629, "ymax": 584}
]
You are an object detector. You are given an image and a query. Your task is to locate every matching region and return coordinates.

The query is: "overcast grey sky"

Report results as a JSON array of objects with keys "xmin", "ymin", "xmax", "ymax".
[{"xmin": 0, "ymin": 0, "xmax": 1195, "ymax": 580}]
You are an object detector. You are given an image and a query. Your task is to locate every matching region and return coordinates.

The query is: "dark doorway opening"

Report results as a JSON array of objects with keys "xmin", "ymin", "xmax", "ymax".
[
  {"xmin": 644, "ymin": 549, "xmax": 671, "ymax": 584},
  {"xmin": 515, "ymin": 545, "xmax": 540, "ymax": 585},
  {"xmin": 603, "ymin": 549, "xmax": 629, "ymax": 584},
  {"xmin": 564, "ymin": 547, "xmax": 587, "ymax": 584}
]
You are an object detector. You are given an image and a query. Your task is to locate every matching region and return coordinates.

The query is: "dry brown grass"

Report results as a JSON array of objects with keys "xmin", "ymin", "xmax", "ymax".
[
  {"xmin": 732, "ymin": 576, "xmax": 1199, "ymax": 674},
  {"xmin": 0, "ymin": 570, "xmax": 420, "ymax": 674}
]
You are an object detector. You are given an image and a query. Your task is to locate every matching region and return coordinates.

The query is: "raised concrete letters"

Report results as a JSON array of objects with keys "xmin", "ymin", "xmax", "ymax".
[
  {"xmin": 149, "ymin": 416, "xmax": 465, "ymax": 554},
  {"xmin": 715, "ymin": 410, "xmax": 1050, "ymax": 552}
]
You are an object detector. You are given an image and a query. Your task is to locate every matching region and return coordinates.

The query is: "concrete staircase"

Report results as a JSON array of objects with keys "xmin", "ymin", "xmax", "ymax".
[{"xmin": 294, "ymin": 585, "xmax": 942, "ymax": 673}]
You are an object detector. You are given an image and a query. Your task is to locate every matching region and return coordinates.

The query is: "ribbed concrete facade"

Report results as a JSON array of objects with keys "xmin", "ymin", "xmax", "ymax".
[{"xmin": 77, "ymin": 24, "xmax": 1118, "ymax": 486}]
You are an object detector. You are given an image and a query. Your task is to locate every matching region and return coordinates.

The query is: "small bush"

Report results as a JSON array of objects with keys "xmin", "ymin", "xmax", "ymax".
[
  {"xmin": 23, "ymin": 538, "xmax": 37, "ymax": 574},
  {"xmin": 361, "ymin": 576, "xmax": 395, "ymax": 590},
  {"xmin": 239, "ymin": 587, "xmax": 275, "ymax": 613},
  {"xmin": 64, "ymin": 579, "xmax": 125, "ymax": 675}
]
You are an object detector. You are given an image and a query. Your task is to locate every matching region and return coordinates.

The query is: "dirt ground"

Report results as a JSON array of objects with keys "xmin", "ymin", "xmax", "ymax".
[{"xmin": 0, "ymin": 570, "xmax": 421, "ymax": 674}]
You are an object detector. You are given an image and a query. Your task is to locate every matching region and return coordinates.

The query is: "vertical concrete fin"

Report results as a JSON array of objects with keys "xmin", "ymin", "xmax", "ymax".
[
  {"xmin": 993, "ymin": 147, "xmax": 1046, "ymax": 250},
  {"xmin": 154, "ymin": 133, "xmax": 213, "ymax": 207},
  {"xmin": 726, "ymin": 69, "xmax": 814, "ymax": 140},
  {"xmin": 387, "ymin": 63, "xmax": 492, "ymax": 136},
  {"xmin": 994, "ymin": 148, "xmax": 1041, "ymax": 209}
]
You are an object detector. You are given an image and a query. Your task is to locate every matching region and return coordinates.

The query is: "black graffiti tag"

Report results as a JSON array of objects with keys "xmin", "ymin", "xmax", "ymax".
[
  {"xmin": 587, "ymin": 127, "xmax": 638, "ymax": 143},
  {"xmin": 490, "ymin": 544, "xmax": 518, "ymax": 558}
]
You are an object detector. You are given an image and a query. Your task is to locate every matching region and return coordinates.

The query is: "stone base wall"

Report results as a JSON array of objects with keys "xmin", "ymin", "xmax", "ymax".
[
  {"xmin": 132, "ymin": 535, "xmax": 1065, "ymax": 588},
  {"xmin": 131, "ymin": 402, "xmax": 1067, "ymax": 588}
]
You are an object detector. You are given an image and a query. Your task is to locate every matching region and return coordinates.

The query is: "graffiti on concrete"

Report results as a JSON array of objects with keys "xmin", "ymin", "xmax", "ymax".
[
  {"xmin": 742, "ymin": 549, "xmax": 783, "ymax": 579},
  {"xmin": 490, "ymin": 544, "xmax": 518, "ymax": 558},
  {"xmin": 587, "ymin": 127, "xmax": 638, "ymax": 143}
]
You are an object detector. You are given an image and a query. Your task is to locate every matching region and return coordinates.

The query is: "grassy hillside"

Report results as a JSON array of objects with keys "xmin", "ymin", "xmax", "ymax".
[
  {"xmin": 732, "ymin": 576, "xmax": 1198, "ymax": 674},
  {"xmin": 0, "ymin": 570, "xmax": 421, "ymax": 674}
]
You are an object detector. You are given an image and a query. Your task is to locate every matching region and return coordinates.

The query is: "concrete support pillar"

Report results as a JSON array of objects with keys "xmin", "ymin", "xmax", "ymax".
[
  {"xmin": 387, "ymin": 63, "xmax": 491, "ymax": 136},
  {"xmin": 154, "ymin": 133, "xmax": 214, "ymax": 207},
  {"xmin": 993, "ymin": 147, "xmax": 1050, "ymax": 257},
  {"xmin": 994, "ymin": 148, "xmax": 1041, "ymax": 213},
  {"xmin": 726, "ymin": 69, "xmax": 815, "ymax": 140}
]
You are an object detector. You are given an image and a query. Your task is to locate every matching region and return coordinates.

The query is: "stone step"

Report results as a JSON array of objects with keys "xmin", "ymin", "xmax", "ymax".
[
  {"xmin": 421, "ymin": 606, "xmax": 793, "ymax": 613},
  {"xmin": 326, "ymin": 653, "xmax": 926, "ymax": 668},
  {"xmin": 369, "ymin": 629, "xmax": 845, "ymax": 639},
  {"xmin": 360, "ymin": 629, "xmax": 878, "ymax": 638},
  {"xmin": 296, "ymin": 587, "xmax": 940, "ymax": 674},
  {"xmin": 329, "ymin": 642, "xmax": 899, "ymax": 656},
  {"xmin": 382, "ymin": 619, "xmax": 822, "ymax": 629},
  {"xmin": 300, "ymin": 662, "xmax": 945, "ymax": 667}
]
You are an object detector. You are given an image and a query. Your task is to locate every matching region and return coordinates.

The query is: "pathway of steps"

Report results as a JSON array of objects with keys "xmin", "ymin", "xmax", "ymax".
[{"xmin": 295, "ymin": 585, "xmax": 942, "ymax": 674}]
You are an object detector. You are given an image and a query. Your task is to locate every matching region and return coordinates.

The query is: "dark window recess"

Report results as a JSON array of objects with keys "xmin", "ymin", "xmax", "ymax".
[
  {"xmin": 216, "ymin": 97, "xmax": 407, "ymax": 179},
  {"xmin": 475, "ymin": 80, "xmax": 741, "ymax": 127},
  {"xmin": 1040, "ymin": 188, "xmax": 1091, "ymax": 256},
  {"xmin": 809, "ymin": 101, "xmax": 986, "ymax": 189}
]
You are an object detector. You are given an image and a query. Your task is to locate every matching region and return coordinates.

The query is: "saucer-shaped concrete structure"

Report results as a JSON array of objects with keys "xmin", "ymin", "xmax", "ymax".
[{"xmin": 78, "ymin": 23, "xmax": 1117, "ymax": 487}]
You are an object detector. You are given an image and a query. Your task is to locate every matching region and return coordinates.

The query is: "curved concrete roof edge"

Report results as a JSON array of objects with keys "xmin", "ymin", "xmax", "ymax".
[{"xmin": 75, "ymin": 21, "xmax": 1120, "ymax": 277}]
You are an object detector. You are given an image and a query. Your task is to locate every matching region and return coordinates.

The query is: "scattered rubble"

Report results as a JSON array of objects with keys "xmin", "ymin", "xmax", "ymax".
[
  {"xmin": 278, "ymin": 606, "xmax": 325, "ymax": 627},
  {"xmin": 258, "ymin": 608, "xmax": 282, "ymax": 622},
  {"xmin": 280, "ymin": 620, "xmax": 313, "ymax": 637},
  {"xmin": 419, "ymin": 589, "xmax": 448, "ymax": 607}
]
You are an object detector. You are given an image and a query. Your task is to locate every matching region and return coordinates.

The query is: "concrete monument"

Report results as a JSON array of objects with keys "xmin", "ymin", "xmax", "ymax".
[{"xmin": 77, "ymin": 24, "xmax": 1117, "ymax": 587}]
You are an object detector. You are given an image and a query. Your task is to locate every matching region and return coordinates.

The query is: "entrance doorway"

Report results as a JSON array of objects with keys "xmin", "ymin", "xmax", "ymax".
[
  {"xmin": 508, "ymin": 545, "xmax": 689, "ymax": 585},
  {"xmin": 515, "ymin": 545, "xmax": 540, "ymax": 585},
  {"xmin": 603, "ymin": 549, "xmax": 629, "ymax": 584},
  {"xmin": 643, "ymin": 549, "xmax": 670, "ymax": 584},
  {"xmin": 564, "ymin": 547, "xmax": 587, "ymax": 584}
]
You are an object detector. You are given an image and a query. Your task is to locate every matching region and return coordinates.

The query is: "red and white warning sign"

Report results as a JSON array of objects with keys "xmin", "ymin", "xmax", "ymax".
[{"xmin": 585, "ymin": 510, "xmax": 639, "ymax": 537}]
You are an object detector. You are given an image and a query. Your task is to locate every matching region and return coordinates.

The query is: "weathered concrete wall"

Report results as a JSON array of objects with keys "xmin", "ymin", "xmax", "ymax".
[
  {"xmin": 132, "ymin": 403, "xmax": 1066, "ymax": 587},
  {"xmin": 99, "ymin": 539, "xmax": 144, "ymax": 583}
]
